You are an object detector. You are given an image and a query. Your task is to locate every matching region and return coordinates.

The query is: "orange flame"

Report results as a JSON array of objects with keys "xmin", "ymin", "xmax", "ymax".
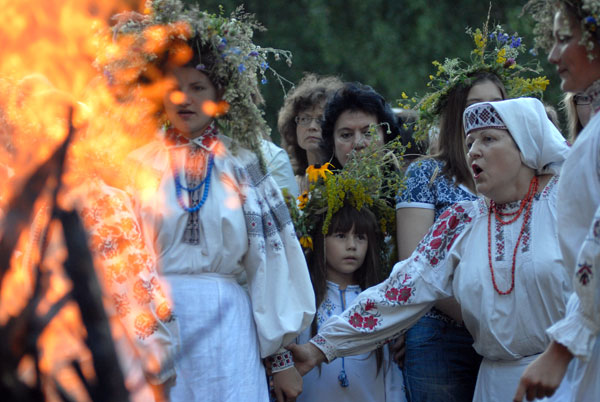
[
  {"xmin": 202, "ymin": 100, "xmax": 230, "ymax": 117},
  {"xmin": 0, "ymin": 0, "xmax": 177, "ymax": 399}
]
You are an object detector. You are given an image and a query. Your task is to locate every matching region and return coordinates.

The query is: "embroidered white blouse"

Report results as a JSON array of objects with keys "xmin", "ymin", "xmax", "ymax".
[
  {"xmin": 547, "ymin": 106, "xmax": 600, "ymax": 360},
  {"xmin": 297, "ymin": 281, "xmax": 405, "ymax": 402},
  {"xmin": 311, "ymin": 177, "xmax": 571, "ymax": 364},
  {"xmin": 128, "ymin": 133, "xmax": 315, "ymax": 358}
]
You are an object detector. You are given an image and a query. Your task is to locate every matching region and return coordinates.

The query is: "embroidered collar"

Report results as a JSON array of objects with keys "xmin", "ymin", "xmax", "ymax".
[
  {"xmin": 584, "ymin": 79, "xmax": 600, "ymax": 113},
  {"xmin": 165, "ymin": 122, "xmax": 219, "ymax": 151}
]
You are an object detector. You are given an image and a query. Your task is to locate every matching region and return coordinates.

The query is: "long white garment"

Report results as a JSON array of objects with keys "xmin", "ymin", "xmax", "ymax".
[
  {"xmin": 546, "ymin": 103, "xmax": 600, "ymax": 400},
  {"xmin": 297, "ymin": 281, "xmax": 406, "ymax": 402},
  {"xmin": 128, "ymin": 134, "xmax": 315, "ymax": 401},
  {"xmin": 311, "ymin": 177, "xmax": 571, "ymax": 402}
]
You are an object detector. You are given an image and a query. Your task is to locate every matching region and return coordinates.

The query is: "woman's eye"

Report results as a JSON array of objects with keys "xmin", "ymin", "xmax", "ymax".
[
  {"xmin": 340, "ymin": 132, "xmax": 352, "ymax": 139},
  {"xmin": 335, "ymin": 233, "xmax": 346, "ymax": 239},
  {"xmin": 191, "ymin": 85, "xmax": 206, "ymax": 91},
  {"xmin": 466, "ymin": 141, "xmax": 473, "ymax": 150},
  {"xmin": 356, "ymin": 234, "xmax": 367, "ymax": 241}
]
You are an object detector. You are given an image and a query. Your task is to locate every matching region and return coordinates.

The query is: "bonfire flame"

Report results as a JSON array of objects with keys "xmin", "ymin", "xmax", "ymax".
[{"xmin": 0, "ymin": 0, "xmax": 187, "ymax": 400}]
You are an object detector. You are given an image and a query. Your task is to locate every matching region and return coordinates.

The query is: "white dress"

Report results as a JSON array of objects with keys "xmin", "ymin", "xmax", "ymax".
[
  {"xmin": 546, "ymin": 102, "xmax": 600, "ymax": 400},
  {"xmin": 311, "ymin": 177, "xmax": 571, "ymax": 402},
  {"xmin": 297, "ymin": 281, "xmax": 406, "ymax": 402},
  {"xmin": 128, "ymin": 132, "xmax": 315, "ymax": 401}
]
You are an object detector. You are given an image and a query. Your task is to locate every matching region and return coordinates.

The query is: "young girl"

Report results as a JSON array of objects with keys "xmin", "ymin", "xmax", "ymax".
[{"xmin": 297, "ymin": 203, "xmax": 405, "ymax": 402}]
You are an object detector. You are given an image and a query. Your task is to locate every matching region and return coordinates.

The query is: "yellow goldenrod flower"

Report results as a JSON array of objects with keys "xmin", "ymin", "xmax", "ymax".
[
  {"xmin": 496, "ymin": 48, "xmax": 507, "ymax": 64},
  {"xmin": 401, "ymin": 92, "xmax": 408, "ymax": 99},
  {"xmin": 306, "ymin": 163, "xmax": 333, "ymax": 183}
]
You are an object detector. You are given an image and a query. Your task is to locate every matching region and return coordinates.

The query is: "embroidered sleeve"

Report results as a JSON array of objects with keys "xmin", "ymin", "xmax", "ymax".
[
  {"xmin": 237, "ymin": 156, "xmax": 315, "ymax": 358},
  {"xmin": 547, "ymin": 204, "xmax": 600, "ymax": 360},
  {"xmin": 311, "ymin": 203, "xmax": 473, "ymax": 362},
  {"xmin": 80, "ymin": 182, "xmax": 177, "ymax": 383},
  {"xmin": 396, "ymin": 159, "xmax": 438, "ymax": 210}
]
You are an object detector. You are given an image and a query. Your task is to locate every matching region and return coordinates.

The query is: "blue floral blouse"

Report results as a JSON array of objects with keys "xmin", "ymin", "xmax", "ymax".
[{"xmin": 396, "ymin": 158, "xmax": 477, "ymax": 219}]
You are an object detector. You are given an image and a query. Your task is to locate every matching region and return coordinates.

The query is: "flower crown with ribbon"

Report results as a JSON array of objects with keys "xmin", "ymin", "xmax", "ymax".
[
  {"xmin": 101, "ymin": 0, "xmax": 292, "ymax": 155},
  {"xmin": 286, "ymin": 133, "xmax": 406, "ymax": 256},
  {"xmin": 525, "ymin": 0, "xmax": 600, "ymax": 60},
  {"xmin": 399, "ymin": 18, "xmax": 549, "ymax": 142}
]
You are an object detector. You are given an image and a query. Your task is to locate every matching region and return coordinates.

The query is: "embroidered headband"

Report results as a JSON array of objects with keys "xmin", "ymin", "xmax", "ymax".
[{"xmin": 463, "ymin": 102, "xmax": 507, "ymax": 135}]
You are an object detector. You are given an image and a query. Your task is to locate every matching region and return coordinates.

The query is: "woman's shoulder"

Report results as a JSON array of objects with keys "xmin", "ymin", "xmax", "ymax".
[{"xmin": 405, "ymin": 157, "xmax": 444, "ymax": 175}]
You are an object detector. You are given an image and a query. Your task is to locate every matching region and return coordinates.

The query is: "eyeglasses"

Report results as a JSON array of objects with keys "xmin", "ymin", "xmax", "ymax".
[
  {"xmin": 295, "ymin": 115, "xmax": 323, "ymax": 127},
  {"xmin": 574, "ymin": 94, "xmax": 591, "ymax": 105}
]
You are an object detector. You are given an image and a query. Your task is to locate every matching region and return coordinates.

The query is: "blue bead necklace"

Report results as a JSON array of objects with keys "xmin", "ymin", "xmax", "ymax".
[{"xmin": 173, "ymin": 152, "xmax": 215, "ymax": 213}]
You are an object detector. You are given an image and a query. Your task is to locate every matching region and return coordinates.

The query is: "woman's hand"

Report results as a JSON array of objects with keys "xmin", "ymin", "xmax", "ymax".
[
  {"xmin": 272, "ymin": 367, "xmax": 302, "ymax": 402},
  {"xmin": 512, "ymin": 341, "xmax": 573, "ymax": 401},
  {"xmin": 286, "ymin": 343, "xmax": 327, "ymax": 376}
]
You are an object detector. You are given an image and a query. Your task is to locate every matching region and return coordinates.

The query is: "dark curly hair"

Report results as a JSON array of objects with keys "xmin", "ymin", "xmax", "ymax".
[
  {"xmin": 321, "ymin": 82, "xmax": 403, "ymax": 169},
  {"xmin": 277, "ymin": 74, "xmax": 343, "ymax": 175}
]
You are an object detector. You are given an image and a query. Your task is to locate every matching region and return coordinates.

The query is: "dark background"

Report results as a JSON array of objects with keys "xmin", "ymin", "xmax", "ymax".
[{"xmin": 182, "ymin": 0, "xmax": 560, "ymax": 143}]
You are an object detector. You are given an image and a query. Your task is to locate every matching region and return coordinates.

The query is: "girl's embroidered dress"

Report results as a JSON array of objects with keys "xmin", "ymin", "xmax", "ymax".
[
  {"xmin": 546, "ymin": 80, "xmax": 600, "ymax": 401},
  {"xmin": 297, "ymin": 281, "xmax": 405, "ymax": 402},
  {"xmin": 311, "ymin": 177, "xmax": 571, "ymax": 402},
  {"xmin": 127, "ymin": 126, "xmax": 315, "ymax": 401}
]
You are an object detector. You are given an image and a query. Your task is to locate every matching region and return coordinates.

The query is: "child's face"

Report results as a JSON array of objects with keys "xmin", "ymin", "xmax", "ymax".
[{"xmin": 325, "ymin": 226, "xmax": 368, "ymax": 286}]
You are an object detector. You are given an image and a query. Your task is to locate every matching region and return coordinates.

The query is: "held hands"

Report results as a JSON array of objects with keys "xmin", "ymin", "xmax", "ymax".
[
  {"xmin": 286, "ymin": 343, "xmax": 327, "ymax": 376},
  {"xmin": 512, "ymin": 341, "xmax": 573, "ymax": 401},
  {"xmin": 272, "ymin": 367, "xmax": 303, "ymax": 402}
]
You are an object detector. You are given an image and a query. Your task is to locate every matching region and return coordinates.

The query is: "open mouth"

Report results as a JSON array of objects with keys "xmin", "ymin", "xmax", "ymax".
[{"xmin": 472, "ymin": 163, "xmax": 483, "ymax": 179}]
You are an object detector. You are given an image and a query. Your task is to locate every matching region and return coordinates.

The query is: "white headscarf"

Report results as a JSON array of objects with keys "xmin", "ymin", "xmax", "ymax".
[{"xmin": 463, "ymin": 97, "xmax": 570, "ymax": 175}]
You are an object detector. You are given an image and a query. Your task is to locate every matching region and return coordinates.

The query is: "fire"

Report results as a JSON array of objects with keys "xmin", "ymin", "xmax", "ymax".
[{"xmin": 0, "ymin": 0, "xmax": 176, "ymax": 400}]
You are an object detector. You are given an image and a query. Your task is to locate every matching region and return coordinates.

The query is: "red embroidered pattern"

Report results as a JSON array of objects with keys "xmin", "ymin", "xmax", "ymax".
[
  {"xmin": 82, "ymin": 185, "xmax": 174, "ymax": 341},
  {"xmin": 577, "ymin": 262, "xmax": 593, "ymax": 286},
  {"xmin": 416, "ymin": 204, "xmax": 472, "ymax": 267}
]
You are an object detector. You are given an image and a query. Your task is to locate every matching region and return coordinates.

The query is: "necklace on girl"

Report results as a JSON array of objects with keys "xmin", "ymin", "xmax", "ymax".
[{"xmin": 487, "ymin": 175, "xmax": 539, "ymax": 295}]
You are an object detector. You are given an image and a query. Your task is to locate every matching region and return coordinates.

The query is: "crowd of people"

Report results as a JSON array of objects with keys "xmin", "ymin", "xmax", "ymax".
[{"xmin": 5, "ymin": 0, "xmax": 600, "ymax": 401}]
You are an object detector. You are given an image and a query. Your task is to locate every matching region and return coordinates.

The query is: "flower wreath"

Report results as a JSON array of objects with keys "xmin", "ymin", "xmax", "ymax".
[
  {"xmin": 525, "ymin": 0, "xmax": 600, "ymax": 60},
  {"xmin": 399, "ymin": 17, "xmax": 549, "ymax": 142},
  {"xmin": 286, "ymin": 132, "xmax": 407, "ymax": 270},
  {"xmin": 99, "ymin": 0, "xmax": 292, "ymax": 156}
]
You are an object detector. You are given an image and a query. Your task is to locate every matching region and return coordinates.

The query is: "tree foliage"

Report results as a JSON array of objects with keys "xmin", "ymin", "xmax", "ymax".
[{"xmin": 182, "ymin": 0, "xmax": 563, "ymax": 142}]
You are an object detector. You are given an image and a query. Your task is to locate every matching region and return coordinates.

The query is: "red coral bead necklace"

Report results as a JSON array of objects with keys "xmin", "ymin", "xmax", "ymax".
[{"xmin": 487, "ymin": 176, "xmax": 539, "ymax": 295}]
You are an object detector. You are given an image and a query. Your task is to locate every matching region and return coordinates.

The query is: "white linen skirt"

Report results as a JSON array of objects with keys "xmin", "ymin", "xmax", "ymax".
[
  {"xmin": 474, "ymin": 354, "xmax": 572, "ymax": 402},
  {"xmin": 165, "ymin": 273, "xmax": 268, "ymax": 402}
]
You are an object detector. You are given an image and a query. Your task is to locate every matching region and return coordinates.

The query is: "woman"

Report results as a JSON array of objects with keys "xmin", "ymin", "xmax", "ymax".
[
  {"xmin": 395, "ymin": 71, "xmax": 504, "ymax": 402},
  {"xmin": 561, "ymin": 92, "xmax": 592, "ymax": 143},
  {"xmin": 515, "ymin": 1, "xmax": 600, "ymax": 400},
  {"xmin": 320, "ymin": 82, "xmax": 405, "ymax": 169},
  {"xmin": 113, "ymin": 2, "xmax": 315, "ymax": 401},
  {"xmin": 277, "ymin": 74, "xmax": 343, "ymax": 192},
  {"xmin": 289, "ymin": 97, "xmax": 572, "ymax": 402}
]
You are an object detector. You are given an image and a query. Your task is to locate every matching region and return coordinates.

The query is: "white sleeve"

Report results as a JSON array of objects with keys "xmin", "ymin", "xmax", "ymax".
[
  {"xmin": 547, "ymin": 204, "xmax": 600, "ymax": 360},
  {"xmin": 311, "ymin": 203, "xmax": 473, "ymax": 362},
  {"xmin": 240, "ymin": 162, "xmax": 315, "ymax": 358}
]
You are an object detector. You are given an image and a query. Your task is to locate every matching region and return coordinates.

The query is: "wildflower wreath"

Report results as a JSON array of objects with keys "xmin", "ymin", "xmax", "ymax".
[
  {"xmin": 399, "ymin": 18, "xmax": 549, "ymax": 142},
  {"xmin": 287, "ymin": 131, "xmax": 407, "ymax": 259},
  {"xmin": 525, "ymin": 0, "xmax": 600, "ymax": 59},
  {"xmin": 100, "ymin": 0, "xmax": 292, "ymax": 155}
]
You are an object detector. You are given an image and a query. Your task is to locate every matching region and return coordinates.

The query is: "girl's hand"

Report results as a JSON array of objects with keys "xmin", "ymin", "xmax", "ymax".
[
  {"xmin": 286, "ymin": 343, "xmax": 326, "ymax": 376},
  {"xmin": 272, "ymin": 367, "xmax": 302, "ymax": 402},
  {"xmin": 512, "ymin": 341, "xmax": 573, "ymax": 401}
]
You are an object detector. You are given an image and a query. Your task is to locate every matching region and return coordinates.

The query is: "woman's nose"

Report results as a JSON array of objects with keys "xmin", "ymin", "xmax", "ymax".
[
  {"xmin": 547, "ymin": 43, "xmax": 559, "ymax": 65},
  {"xmin": 354, "ymin": 133, "xmax": 368, "ymax": 150},
  {"xmin": 468, "ymin": 144, "xmax": 481, "ymax": 160}
]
